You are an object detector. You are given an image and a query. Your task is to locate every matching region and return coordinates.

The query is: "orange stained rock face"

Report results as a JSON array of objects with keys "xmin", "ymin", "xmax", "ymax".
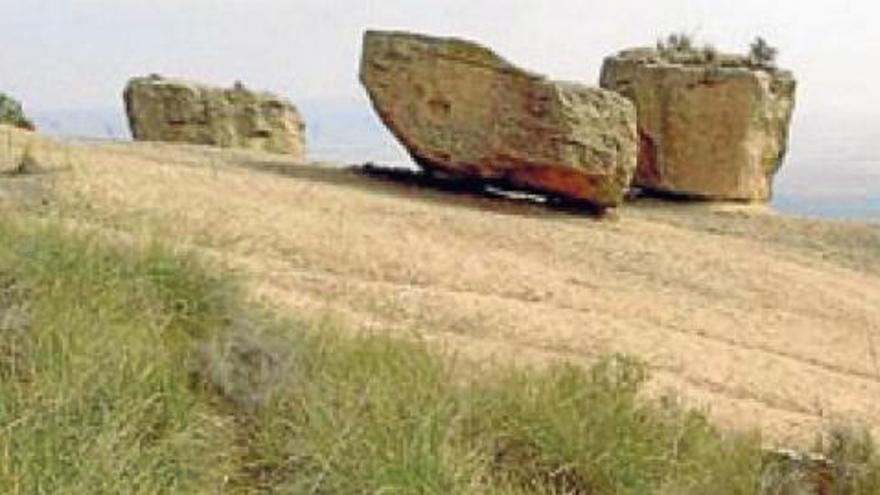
[
  {"xmin": 360, "ymin": 30, "xmax": 637, "ymax": 208},
  {"xmin": 505, "ymin": 163, "xmax": 603, "ymax": 203},
  {"xmin": 600, "ymin": 50, "xmax": 796, "ymax": 201},
  {"xmin": 635, "ymin": 130, "xmax": 660, "ymax": 186}
]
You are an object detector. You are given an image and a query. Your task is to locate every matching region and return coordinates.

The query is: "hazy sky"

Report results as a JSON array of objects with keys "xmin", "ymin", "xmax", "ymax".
[{"xmin": 2, "ymin": 0, "xmax": 879, "ymax": 119}]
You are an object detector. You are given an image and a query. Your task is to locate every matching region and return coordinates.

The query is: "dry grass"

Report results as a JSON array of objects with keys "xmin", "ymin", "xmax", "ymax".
[
  {"xmin": 1, "ymin": 214, "xmax": 877, "ymax": 494},
  {"xmin": 1, "ymin": 128, "xmax": 880, "ymax": 492},
  {"xmin": 2, "ymin": 127, "xmax": 879, "ymax": 448},
  {"xmin": 0, "ymin": 218, "xmax": 242, "ymax": 493}
]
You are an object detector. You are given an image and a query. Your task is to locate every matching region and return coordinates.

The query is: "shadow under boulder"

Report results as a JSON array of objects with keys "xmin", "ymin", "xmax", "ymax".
[{"xmin": 359, "ymin": 30, "xmax": 638, "ymax": 210}]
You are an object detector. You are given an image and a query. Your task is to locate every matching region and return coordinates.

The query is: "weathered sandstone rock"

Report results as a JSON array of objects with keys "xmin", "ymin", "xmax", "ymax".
[
  {"xmin": 360, "ymin": 31, "xmax": 637, "ymax": 207},
  {"xmin": 600, "ymin": 48, "xmax": 796, "ymax": 201},
  {"xmin": 124, "ymin": 76, "xmax": 305, "ymax": 157},
  {"xmin": 0, "ymin": 93, "xmax": 34, "ymax": 131}
]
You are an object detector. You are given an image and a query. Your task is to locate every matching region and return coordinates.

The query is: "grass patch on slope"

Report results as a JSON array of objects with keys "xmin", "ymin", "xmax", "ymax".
[
  {"xmin": 1, "ymin": 216, "xmax": 878, "ymax": 494},
  {"xmin": 0, "ymin": 218, "xmax": 241, "ymax": 493}
]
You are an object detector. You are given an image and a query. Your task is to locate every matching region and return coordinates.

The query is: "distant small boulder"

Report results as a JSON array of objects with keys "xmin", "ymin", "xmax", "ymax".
[
  {"xmin": 123, "ymin": 76, "xmax": 306, "ymax": 157},
  {"xmin": 600, "ymin": 44, "xmax": 796, "ymax": 201},
  {"xmin": 360, "ymin": 30, "xmax": 638, "ymax": 208},
  {"xmin": 0, "ymin": 93, "xmax": 35, "ymax": 131}
]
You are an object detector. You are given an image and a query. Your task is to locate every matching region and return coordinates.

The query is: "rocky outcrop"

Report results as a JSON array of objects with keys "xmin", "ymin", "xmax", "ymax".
[
  {"xmin": 360, "ymin": 31, "xmax": 637, "ymax": 208},
  {"xmin": 124, "ymin": 76, "xmax": 305, "ymax": 157},
  {"xmin": 0, "ymin": 93, "xmax": 34, "ymax": 131},
  {"xmin": 600, "ymin": 48, "xmax": 796, "ymax": 201}
]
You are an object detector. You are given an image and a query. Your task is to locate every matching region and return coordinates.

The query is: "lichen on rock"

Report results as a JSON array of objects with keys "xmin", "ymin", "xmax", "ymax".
[
  {"xmin": 123, "ymin": 76, "xmax": 306, "ymax": 157},
  {"xmin": 600, "ymin": 47, "xmax": 796, "ymax": 201},
  {"xmin": 360, "ymin": 30, "xmax": 638, "ymax": 208}
]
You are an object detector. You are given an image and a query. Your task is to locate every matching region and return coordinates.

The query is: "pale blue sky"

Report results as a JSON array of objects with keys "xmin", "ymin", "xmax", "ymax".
[{"xmin": 1, "ymin": 0, "xmax": 878, "ymax": 117}]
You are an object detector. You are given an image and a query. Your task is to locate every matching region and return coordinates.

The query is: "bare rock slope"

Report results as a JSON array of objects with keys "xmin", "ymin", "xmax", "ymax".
[
  {"xmin": 601, "ymin": 48, "xmax": 796, "ymax": 201},
  {"xmin": 361, "ymin": 30, "xmax": 638, "ymax": 208},
  {"xmin": 2, "ymin": 127, "xmax": 878, "ymax": 446},
  {"xmin": 124, "ymin": 76, "xmax": 306, "ymax": 157}
]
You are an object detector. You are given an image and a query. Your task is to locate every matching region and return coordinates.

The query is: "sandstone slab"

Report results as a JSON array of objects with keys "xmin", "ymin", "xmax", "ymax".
[
  {"xmin": 600, "ymin": 48, "xmax": 796, "ymax": 201},
  {"xmin": 124, "ymin": 76, "xmax": 305, "ymax": 157},
  {"xmin": 360, "ymin": 31, "xmax": 637, "ymax": 208}
]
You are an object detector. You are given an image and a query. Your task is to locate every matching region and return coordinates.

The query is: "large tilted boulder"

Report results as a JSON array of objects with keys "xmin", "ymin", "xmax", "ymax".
[
  {"xmin": 360, "ymin": 30, "xmax": 638, "ymax": 208},
  {"xmin": 600, "ymin": 48, "xmax": 796, "ymax": 201},
  {"xmin": 124, "ymin": 76, "xmax": 305, "ymax": 157},
  {"xmin": 0, "ymin": 93, "xmax": 34, "ymax": 131}
]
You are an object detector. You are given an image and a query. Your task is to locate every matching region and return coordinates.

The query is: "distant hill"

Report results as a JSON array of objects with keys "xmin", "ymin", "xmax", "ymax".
[
  {"xmin": 296, "ymin": 97, "xmax": 411, "ymax": 166},
  {"xmin": 31, "ymin": 107, "xmax": 130, "ymax": 140},
  {"xmin": 774, "ymin": 110, "xmax": 880, "ymax": 221},
  {"xmin": 27, "ymin": 103, "xmax": 879, "ymax": 222},
  {"xmin": 31, "ymin": 97, "xmax": 414, "ymax": 168}
]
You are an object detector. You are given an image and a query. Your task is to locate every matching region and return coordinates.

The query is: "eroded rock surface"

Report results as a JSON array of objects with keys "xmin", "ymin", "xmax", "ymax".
[
  {"xmin": 601, "ymin": 48, "xmax": 796, "ymax": 201},
  {"xmin": 360, "ymin": 31, "xmax": 637, "ymax": 207},
  {"xmin": 124, "ymin": 76, "xmax": 305, "ymax": 157}
]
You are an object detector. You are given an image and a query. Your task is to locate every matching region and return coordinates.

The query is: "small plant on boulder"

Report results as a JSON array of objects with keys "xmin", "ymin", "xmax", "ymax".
[
  {"xmin": 656, "ymin": 32, "xmax": 695, "ymax": 54},
  {"xmin": 656, "ymin": 33, "xmax": 724, "ymax": 65},
  {"xmin": 749, "ymin": 36, "xmax": 778, "ymax": 68},
  {"xmin": 653, "ymin": 33, "xmax": 781, "ymax": 70},
  {"xmin": 702, "ymin": 44, "xmax": 719, "ymax": 64}
]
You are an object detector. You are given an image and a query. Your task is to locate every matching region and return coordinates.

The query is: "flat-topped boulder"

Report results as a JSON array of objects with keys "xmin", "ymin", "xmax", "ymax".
[
  {"xmin": 360, "ymin": 30, "xmax": 637, "ymax": 208},
  {"xmin": 0, "ymin": 93, "xmax": 34, "ymax": 131},
  {"xmin": 600, "ymin": 47, "xmax": 796, "ymax": 201},
  {"xmin": 124, "ymin": 76, "xmax": 305, "ymax": 157}
]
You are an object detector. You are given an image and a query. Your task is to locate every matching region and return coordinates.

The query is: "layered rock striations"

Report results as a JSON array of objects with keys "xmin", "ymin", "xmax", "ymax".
[
  {"xmin": 360, "ymin": 30, "xmax": 638, "ymax": 208},
  {"xmin": 600, "ymin": 48, "xmax": 796, "ymax": 201},
  {"xmin": 124, "ymin": 76, "xmax": 305, "ymax": 157}
]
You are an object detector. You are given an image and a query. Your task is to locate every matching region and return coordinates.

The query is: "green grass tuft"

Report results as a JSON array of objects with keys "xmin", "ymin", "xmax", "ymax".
[
  {"xmin": 1, "ymin": 216, "xmax": 878, "ymax": 494},
  {"xmin": 0, "ymin": 219, "xmax": 239, "ymax": 493}
]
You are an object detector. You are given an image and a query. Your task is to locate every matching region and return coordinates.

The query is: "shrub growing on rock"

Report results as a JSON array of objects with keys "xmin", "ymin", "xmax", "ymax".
[
  {"xmin": 0, "ymin": 93, "xmax": 34, "ymax": 130},
  {"xmin": 601, "ymin": 35, "xmax": 796, "ymax": 201},
  {"xmin": 653, "ymin": 33, "xmax": 780, "ymax": 70},
  {"xmin": 749, "ymin": 36, "xmax": 779, "ymax": 68},
  {"xmin": 656, "ymin": 32, "xmax": 695, "ymax": 54}
]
